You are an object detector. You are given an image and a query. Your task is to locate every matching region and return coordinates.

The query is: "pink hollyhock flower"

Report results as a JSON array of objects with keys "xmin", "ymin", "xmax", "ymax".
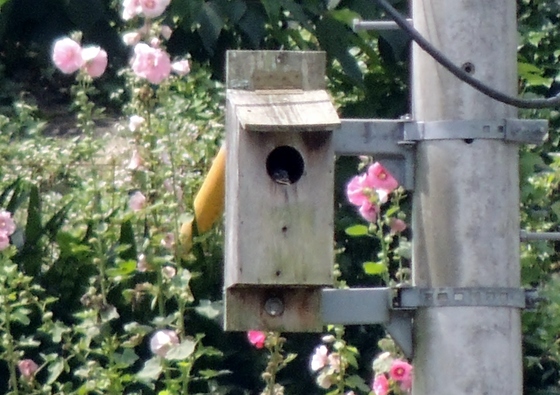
[
  {"xmin": 139, "ymin": 0, "xmax": 170, "ymax": 18},
  {"xmin": 389, "ymin": 359, "xmax": 413, "ymax": 383},
  {"xmin": 247, "ymin": 330, "xmax": 266, "ymax": 349},
  {"xmin": 150, "ymin": 329, "xmax": 179, "ymax": 357},
  {"xmin": 127, "ymin": 149, "xmax": 144, "ymax": 170},
  {"xmin": 123, "ymin": 31, "xmax": 142, "ymax": 46},
  {"xmin": 150, "ymin": 37, "xmax": 161, "ymax": 48},
  {"xmin": 372, "ymin": 374, "xmax": 389, "ymax": 395},
  {"xmin": 346, "ymin": 162, "xmax": 400, "ymax": 222},
  {"xmin": 328, "ymin": 352, "xmax": 341, "ymax": 373},
  {"xmin": 161, "ymin": 232, "xmax": 174, "ymax": 249},
  {"xmin": 400, "ymin": 375, "xmax": 412, "ymax": 392},
  {"xmin": 129, "ymin": 191, "xmax": 147, "ymax": 211},
  {"xmin": 171, "ymin": 60, "xmax": 191, "ymax": 76},
  {"xmin": 358, "ymin": 201, "xmax": 379, "ymax": 223},
  {"xmin": 0, "ymin": 211, "xmax": 16, "ymax": 236},
  {"xmin": 160, "ymin": 25, "xmax": 172, "ymax": 40},
  {"xmin": 131, "ymin": 43, "xmax": 171, "ymax": 84},
  {"xmin": 0, "ymin": 233, "xmax": 10, "ymax": 251},
  {"xmin": 346, "ymin": 173, "xmax": 372, "ymax": 207},
  {"xmin": 81, "ymin": 46, "xmax": 108, "ymax": 78},
  {"xmin": 316, "ymin": 372, "xmax": 333, "ymax": 389},
  {"xmin": 390, "ymin": 218, "xmax": 407, "ymax": 234},
  {"xmin": 162, "ymin": 265, "xmax": 176, "ymax": 279},
  {"xmin": 18, "ymin": 359, "xmax": 39, "ymax": 380},
  {"xmin": 136, "ymin": 254, "xmax": 149, "ymax": 272},
  {"xmin": 128, "ymin": 115, "xmax": 145, "ymax": 132},
  {"xmin": 122, "ymin": 0, "xmax": 141, "ymax": 20},
  {"xmin": 347, "ymin": 175, "xmax": 379, "ymax": 222},
  {"xmin": 368, "ymin": 162, "xmax": 398, "ymax": 193},
  {"xmin": 310, "ymin": 345, "xmax": 329, "ymax": 371},
  {"xmin": 52, "ymin": 37, "xmax": 83, "ymax": 74}
]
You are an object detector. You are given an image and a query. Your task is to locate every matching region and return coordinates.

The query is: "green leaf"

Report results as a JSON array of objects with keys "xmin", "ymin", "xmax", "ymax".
[
  {"xmin": 106, "ymin": 260, "xmax": 137, "ymax": 278},
  {"xmin": 0, "ymin": 178, "xmax": 22, "ymax": 209},
  {"xmin": 363, "ymin": 261, "xmax": 387, "ymax": 275},
  {"xmin": 328, "ymin": 8, "xmax": 360, "ymax": 26},
  {"xmin": 119, "ymin": 220, "xmax": 137, "ymax": 260},
  {"xmin": 47, "ymin": 358, "xmax": 65, "ymax": 384},
  {"xmin": 50, "ymin": 321, "xmax": 69, "ymax": 343},
  {"xmin": 43, "ymin": 202, "xmax": 72, "ymax": 242},
  {"xmin": 124, "ymin": 322, "xmax": 153, "ymax": 335},
  {"xmin": 195, "ymin": 299, "xmax": 222, "ymax": 320},
  {"xmin": 113, "ymin": 349, "xmax": 139, "ymax": 368},
  {"xmin": 316, "ymin": 15, "xmax": 363, "ymax": 84},
  {"xmin": 166, "ymin": 339, "xmax": 196, "ymax": 360},
  {"xmin": 345, "ymin": 374, "xmax": 371, "ymax": 392},
  {"xmin": 137, "ymin": 358, "xmax": 162, "ymax": 382},
  {"xmin": 237, "ymin": 5, "xmax": 267, "ymax": 48},
  {"xmin": 99, "ymin": 305, "xmax": 120, "ymax": 322},
  {"xmin": 345, "ymin": 224, "xmax": 369, "ymax": 236},
  {"xmin": 518, "ymin": 62, "xmax": 553, "ymax": 88},
  {"xmin": 260, "ymin": 0, "xmax": 281, "ymax": 20},
  {"xmin": 25, "ymin": 184, "xmax": 42, "ymax": 245},
  {"xmin": 199, "ymin": 369, "xmax": 231, "ymax": 379},
  {"xmin": 197, "ymin": 1, "xmax": 224, "ymax": 55},
  {"xmin": 385, "ymin": 205, "xmax": 399, "ymax": 217},
  {"xmin": 12, "ymin": 308, "xmax": 31, "ymax": 325},
  {"xmin": 223, "ymin": 0, "xmax": 247, "ymax": 24},
  {"xmin": 326, "ymin": 0, "xmax": 342, "ymax": 10}
]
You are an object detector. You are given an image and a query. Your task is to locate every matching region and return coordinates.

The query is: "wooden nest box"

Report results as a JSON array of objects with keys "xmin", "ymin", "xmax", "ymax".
[{"xmin": 224, "ymin": 50, "xmax": 340, "ymax": 332}]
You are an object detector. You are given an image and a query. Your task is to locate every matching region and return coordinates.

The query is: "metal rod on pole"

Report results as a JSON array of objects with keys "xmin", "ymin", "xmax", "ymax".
[
  {"xmin": 352, "ymin": 18, "xmax": 412, "ymax": 31},
  {"xmin": 520, "ymin": 230, "xmax": 560, "ymax": 241},
  {"xmin": 411, "ymin": 1, "xmax": 522, "ymax": 394}
]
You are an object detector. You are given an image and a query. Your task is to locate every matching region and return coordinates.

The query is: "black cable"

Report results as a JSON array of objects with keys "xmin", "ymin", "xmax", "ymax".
[{"xmin": 374, "ymin": 0, "xmax": 560, "ymax": 109}]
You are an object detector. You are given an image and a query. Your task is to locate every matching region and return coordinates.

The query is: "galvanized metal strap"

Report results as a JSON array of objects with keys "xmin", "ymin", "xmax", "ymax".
[
  {"xmin": 395, "ymin": 287, "xmax": 526, "ymax": 309},
  {"xmin": 403, "ymin": 119, "xmax": 547, "ymax": 144}
]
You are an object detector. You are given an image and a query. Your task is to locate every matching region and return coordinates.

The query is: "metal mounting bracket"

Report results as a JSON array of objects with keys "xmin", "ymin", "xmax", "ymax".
[
  {"xmin": 334, "ymin": 118, "xmax": 548, "ymax": 190},
  {"xmin": 403, "ymin": 119, "xmax": 548, "ymax": 144},
  {"xmin": 394, "ymin": 286, "xmax": 527, "ymax": 309},
  {"xmin": 321, "ymin": 286, "xmax": 535, "ymax": 359}
]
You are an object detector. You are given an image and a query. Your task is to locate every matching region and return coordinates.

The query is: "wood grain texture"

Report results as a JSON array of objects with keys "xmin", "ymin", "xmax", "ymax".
[
  {"xmin": 230, "ymin": 90, "xmax": 340, "ymax": 132},
  {"xmin": 225, "ymin": 125, "xmax": 334, "ymax": 287},
  {"xmin": 226, "ymin": 50, "xmax": 326, "ymax": 91},
  {"xmin": 224, "ymin": 51, "xmax": 337, "ymax": 331},
  {"xmin": 225, "ymin": 288, "xmax": 322, "ymax": 332}
]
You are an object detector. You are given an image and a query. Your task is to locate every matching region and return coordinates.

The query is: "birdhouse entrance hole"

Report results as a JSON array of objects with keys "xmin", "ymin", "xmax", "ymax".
[{"xmin": 266, "ymin": 145, "xmax": 305, "ymax": 185}]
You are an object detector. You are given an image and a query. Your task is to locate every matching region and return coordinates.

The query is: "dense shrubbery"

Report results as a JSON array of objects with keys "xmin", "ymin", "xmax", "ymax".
[{"xmin": 0, "ymin": 0, "xmax": 560, "ymax": 394}]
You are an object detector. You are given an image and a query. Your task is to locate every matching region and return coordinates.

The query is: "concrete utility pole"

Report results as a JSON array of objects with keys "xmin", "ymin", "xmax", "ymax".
[{"xmin": 411, "ymin": 1, "xmax": 522, "ymax": 394}]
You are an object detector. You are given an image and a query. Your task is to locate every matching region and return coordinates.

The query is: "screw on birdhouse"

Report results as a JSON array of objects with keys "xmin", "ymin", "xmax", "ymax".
[
  {"xmin": 266, "ymin": 146, "xmax": 305, "ymax": 185},
  {"xmin": 264, "ymin": 297, "xmax": 285, "ymax": 317}
]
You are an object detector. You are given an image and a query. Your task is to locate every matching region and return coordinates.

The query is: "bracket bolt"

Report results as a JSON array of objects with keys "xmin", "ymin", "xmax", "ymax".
[{"xmin": 264, "ymin": 297, "xmax": 284, "ymax": 317}]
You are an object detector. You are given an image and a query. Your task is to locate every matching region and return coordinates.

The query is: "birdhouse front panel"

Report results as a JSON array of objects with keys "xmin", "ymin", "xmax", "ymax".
[{"xmin": 225, "ymin": 127, "xmax": 334, "ymax": 288}]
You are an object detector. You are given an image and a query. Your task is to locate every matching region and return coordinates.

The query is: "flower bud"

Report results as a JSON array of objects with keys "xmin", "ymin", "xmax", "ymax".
[{"xmin": 18, "ymin": 359, "xmax": 38, "ymax": 380}]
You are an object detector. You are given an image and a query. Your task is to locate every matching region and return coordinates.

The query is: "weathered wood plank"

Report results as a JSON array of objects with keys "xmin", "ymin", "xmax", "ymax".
[
  {"xmin": 225, "ymin": 288, "xmax": 322, "ymax": 332},
  {"xmin": 224, "ymin": 50, "xmax": 337, "ymax": 332},
  {"xmin": 225, "ymin": 127, "xmax": 334, "ymax": 287},
  {"xmin": 226, "ymin": 50, "xmax": 327, "ymax": 91},
  {"xmin": 229, "ymin": 90, "xmax": 340, "ymax": 131}
]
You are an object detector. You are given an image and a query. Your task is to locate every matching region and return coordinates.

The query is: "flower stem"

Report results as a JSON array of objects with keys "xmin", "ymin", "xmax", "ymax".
[{"xmin": 3, "ymin": 292, "xmax": 19, "ymax": 395}]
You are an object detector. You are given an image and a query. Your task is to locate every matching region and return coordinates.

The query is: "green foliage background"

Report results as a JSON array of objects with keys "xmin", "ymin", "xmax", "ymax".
[{"xmin": 0, "ymin": 0, "xmax": 559, "ymax": 394}]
